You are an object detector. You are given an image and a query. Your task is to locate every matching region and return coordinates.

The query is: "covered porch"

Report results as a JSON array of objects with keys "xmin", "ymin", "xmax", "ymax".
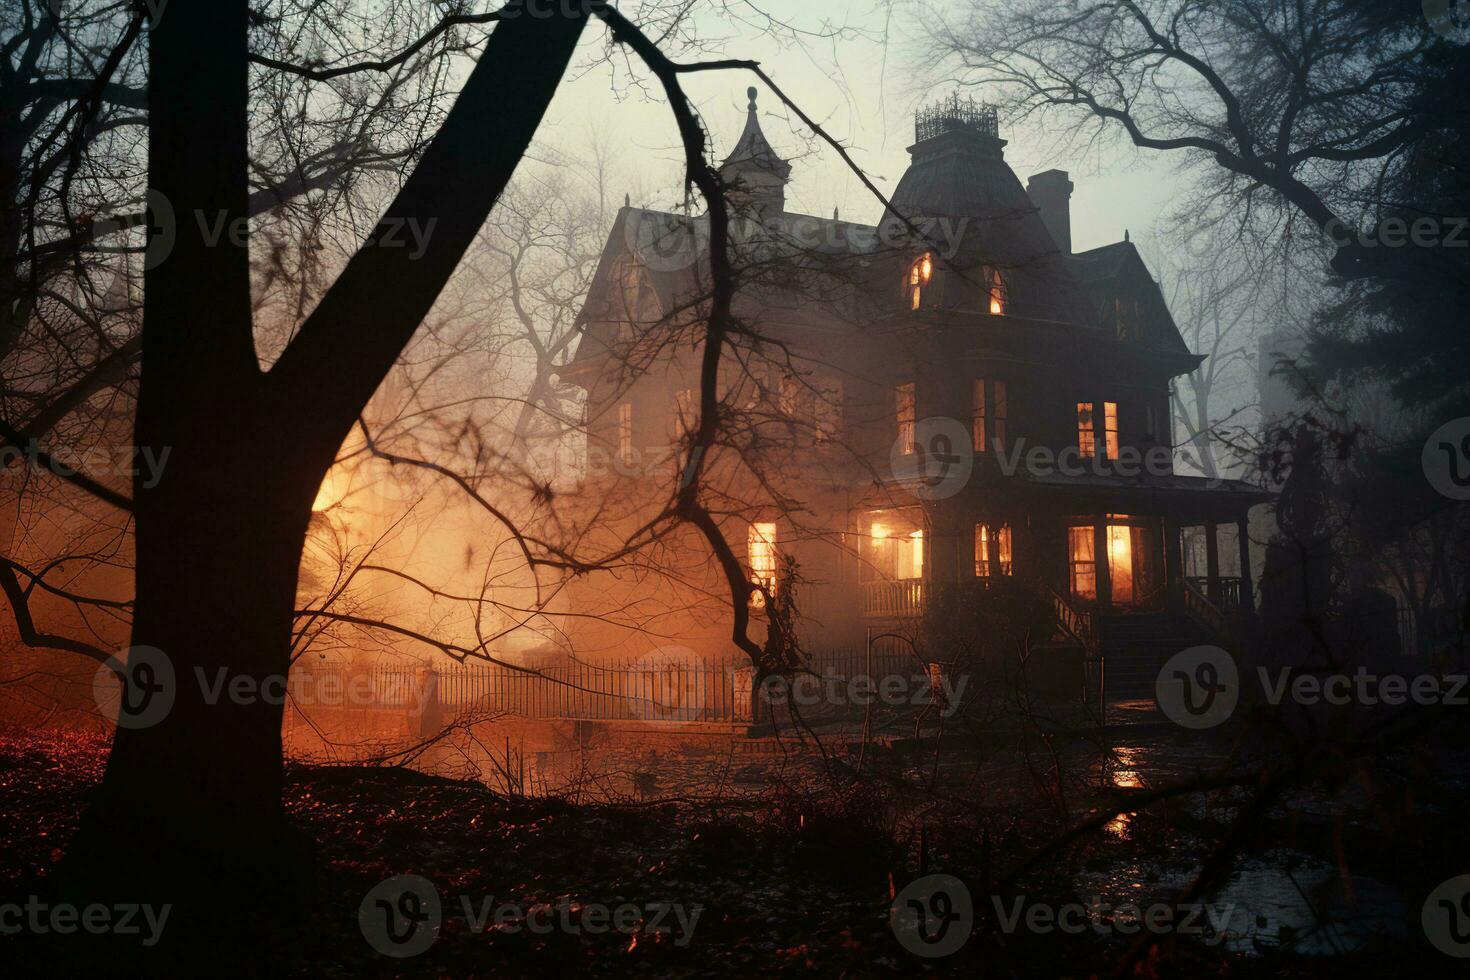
[{"xmin": 849, "ymin": 473, "xmax": 1272, "ymax": 624}]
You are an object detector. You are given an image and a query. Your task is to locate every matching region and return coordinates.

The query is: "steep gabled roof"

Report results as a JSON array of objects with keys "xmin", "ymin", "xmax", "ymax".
[{"xmin": 1070, "ymin": 239, "xmax": 1191, "ymax": 355}]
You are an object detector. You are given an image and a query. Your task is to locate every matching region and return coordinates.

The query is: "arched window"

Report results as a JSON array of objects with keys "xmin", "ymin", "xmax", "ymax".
[
  {"xmin": 906, "ymin": 252, "xmax": 934, "ymax": 309},
  {"xmin": 982, "ymin": 265, "xmax": 1008, "ymax": 315}
]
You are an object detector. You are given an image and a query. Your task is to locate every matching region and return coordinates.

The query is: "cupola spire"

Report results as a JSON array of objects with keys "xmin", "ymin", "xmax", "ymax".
[{"xmin": 719, "ymin": 86, "xmax": 790, "ymax": 217}]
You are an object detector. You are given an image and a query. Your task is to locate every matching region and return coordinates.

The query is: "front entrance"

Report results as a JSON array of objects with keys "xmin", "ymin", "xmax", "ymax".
[{"xmin": 1068, "ymin": 518, "xmax": 1161, "ymax": 607}]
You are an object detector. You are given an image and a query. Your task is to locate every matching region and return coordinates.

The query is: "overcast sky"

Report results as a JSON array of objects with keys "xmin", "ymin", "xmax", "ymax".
[{"xmin": 527, "ymin": 0, "xmax": 1183, "ymax": 254}]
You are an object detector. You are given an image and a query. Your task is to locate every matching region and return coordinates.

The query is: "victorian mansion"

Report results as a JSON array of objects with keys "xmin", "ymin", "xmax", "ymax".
[{"xmin": 559, "ymin": 90, "xmax": 1267, "ymax": 680}]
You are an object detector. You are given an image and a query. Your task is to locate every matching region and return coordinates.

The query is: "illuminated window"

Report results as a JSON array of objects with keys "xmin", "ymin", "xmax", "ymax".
[
  {"xmin": 1114, "ymin": 296, "xmax": 1140, "ymax": 340},
  {"xmin": 1077, "ymin": 402, "xmax": 1096, "ymax": 458},
  {"xmin": 617, "ymin": 402, "xmax": 633, "ymax": 464},
  {"xmin": 975, "ymin": 523, "xmax": 1013, "ymax": 577},
  {"xmin": 896, "ymin": 382, "xmax": 916, "ymax": 455},
  {"xmin": 906, "ymin": 252, "xmax": 934, "ymax": 309},
  {"xmin": 994, "ymin": 381, "xmax": 1007, "ymax": 451},
  {"xmin": 971, "ymin": 379, "xmax": 1007, "ymax": 452},
  {"xmin": 867, "ymin": 522, "xmax": 923, "ymax": 580},
  {"xmin": 673, "ymin": 388, "xmax": 694, "ymax": 437},
  {"xmin": 748, "ymin": 522, "xmax": 778, "ymax": 606},
  {"xmin": 1108, "ymin": 523, "xmax": 1134, "ymax": 604},
  {"xmin": 982, "ymin": 265, "xmax": 1008, "ymax": 315},
  {"xmin": 1069, "ymin": 526, "xmax": 1096, "ymax": 600},
  {"xmin": 1104, "ymin": 401, "xmax": 1119, "ymax": 459}
]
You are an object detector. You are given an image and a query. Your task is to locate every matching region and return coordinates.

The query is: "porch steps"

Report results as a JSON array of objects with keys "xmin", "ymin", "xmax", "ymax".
[{"xmin": 1096, "ymin": 611, "xmax": 1219, "ymax": 705}]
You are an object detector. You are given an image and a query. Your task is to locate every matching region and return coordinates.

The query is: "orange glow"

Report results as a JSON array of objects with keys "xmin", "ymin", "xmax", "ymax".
[
  {"xmin": 1108, "ymin": 524, "xmax": 1135, "ymax": 604},
  {"xmin": 871, "ymin": 523, "xmax": 889, "ymax": 540},
  {"xmin": 748, "ymin": 522, "xmax": 778, "ymax": 606}
]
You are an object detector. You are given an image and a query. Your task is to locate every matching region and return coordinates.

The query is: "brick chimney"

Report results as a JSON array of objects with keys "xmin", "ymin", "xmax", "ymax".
[{"xmin": 1026, "ymin": 169, "xmax": 1074, "ymax": 255}]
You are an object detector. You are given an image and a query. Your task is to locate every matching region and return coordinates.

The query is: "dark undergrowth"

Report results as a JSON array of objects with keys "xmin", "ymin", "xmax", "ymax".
[{"xmin": 0, "ymin": 725, "xmax": 1464, "ymax": 977}]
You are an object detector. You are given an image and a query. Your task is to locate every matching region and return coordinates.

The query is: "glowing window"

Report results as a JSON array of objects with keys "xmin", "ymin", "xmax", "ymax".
[
  {"xmin": 1077, "ymin": 402, "xmax": 1096, "ymax": 458},
  {"xmin": 982, "ymin": 265, "xmax": 1008, "ymax": 315},
  {"xmin": 748, "ymin": 522, "xmax": 778, "ymax": 606},
  {"xmin": 896, "ymin": 383, "xmax": 916, "ymax": 455},
  {"xmin": 906, "ymin": 252, "xmax": 934, "ymax": 308},
  {"xmin": 975, "ymin": 523, "xmax": 1013, "ymax": 577},
  {"xmin": 1104, "ymin": 401, "xmax": 1119, "ymax": 459},
  {"xmin": 617, "ymin": 402, "xmax": 633, "ymax": 464},
  {"xmin": 1069, "ymin": 526, "xmax": 1097, "ymax": 600}
]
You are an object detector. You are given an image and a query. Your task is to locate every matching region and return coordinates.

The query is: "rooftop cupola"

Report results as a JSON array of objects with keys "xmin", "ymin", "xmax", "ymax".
[
  {"xmin": 911, "ymin": 94, "xmax": 1006, "ymax": 162},
  {"xmin": 719, "ymin": 87, "xmax": 791, "ymax": 218}
]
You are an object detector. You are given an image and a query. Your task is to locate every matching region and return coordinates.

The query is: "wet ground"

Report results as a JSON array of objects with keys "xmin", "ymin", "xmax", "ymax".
[{"xmin": 3, "ymin": 710, "xmax": 1467, "ymax": 974}]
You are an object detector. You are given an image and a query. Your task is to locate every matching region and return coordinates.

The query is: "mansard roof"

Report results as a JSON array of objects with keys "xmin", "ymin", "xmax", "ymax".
[{"xmin": 877, "ymin": 99, "xmax": 1094, "ymax": 324}]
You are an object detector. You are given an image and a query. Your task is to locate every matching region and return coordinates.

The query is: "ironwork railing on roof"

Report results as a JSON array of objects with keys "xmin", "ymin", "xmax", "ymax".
[{"xmin": 916, "ymin": 94, "xmax": 999, "ymax": 142}]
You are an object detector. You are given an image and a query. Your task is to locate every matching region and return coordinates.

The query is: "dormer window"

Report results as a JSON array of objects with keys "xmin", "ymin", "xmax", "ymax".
[
  {"xmin": 982, "ymin": 265, "xmax": 1008, "ymax": 315},
  {"xmin": 906, "ymin": 252, "xmax": 934, "ymax": 309}
]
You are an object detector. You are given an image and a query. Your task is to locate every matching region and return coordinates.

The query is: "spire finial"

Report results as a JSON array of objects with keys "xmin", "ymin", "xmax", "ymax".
[
  {"xmin": 747, "ymin": 86, "xmax": 758, "ymax": 110},
  {"xmin": 624, "ymin": 192, "xmax": 630, "ymax": 208},
  {"xmin": 1124, "ymin": 228, "xmax": 1131, "ymax": 242}
]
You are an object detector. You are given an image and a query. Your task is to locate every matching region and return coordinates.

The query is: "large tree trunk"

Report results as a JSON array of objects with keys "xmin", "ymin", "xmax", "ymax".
[{"xmin": 55, "ymin": 0, "xmax": 591, "ymax": 965}]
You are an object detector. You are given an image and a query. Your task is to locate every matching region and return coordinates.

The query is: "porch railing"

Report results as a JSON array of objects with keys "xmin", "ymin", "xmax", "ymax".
[
  {"xmin": 862, "ymin": 578, "xmax": 924, "ymax": 617},
  {"xmin": 1183, "ymin": 578, "xmax": 1228, "ymax": 635},
  {"xmin": 1046, "ymin": 586, "xmax": 1103, "ymax": 723},
  {"xmin": 1186, "ymin": 575, "xmax": 1241, "ymax": 611}
]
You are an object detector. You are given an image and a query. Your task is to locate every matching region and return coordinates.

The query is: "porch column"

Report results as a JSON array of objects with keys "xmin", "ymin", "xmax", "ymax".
[
  {"xmin": 1093, "ymin": 515, "xmax": 1112, "ymax": 605},
  {"xmin": 1236, "ymin": 513, "xmax": 1255, "ymax": 616},
  {"xmin": 1204, "ymin": 518, "xmax": 1221, "ymax": 604},
  {"xmin": 1163, "ymin": 518, "xmax": 1184, "ymax": 598}
]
